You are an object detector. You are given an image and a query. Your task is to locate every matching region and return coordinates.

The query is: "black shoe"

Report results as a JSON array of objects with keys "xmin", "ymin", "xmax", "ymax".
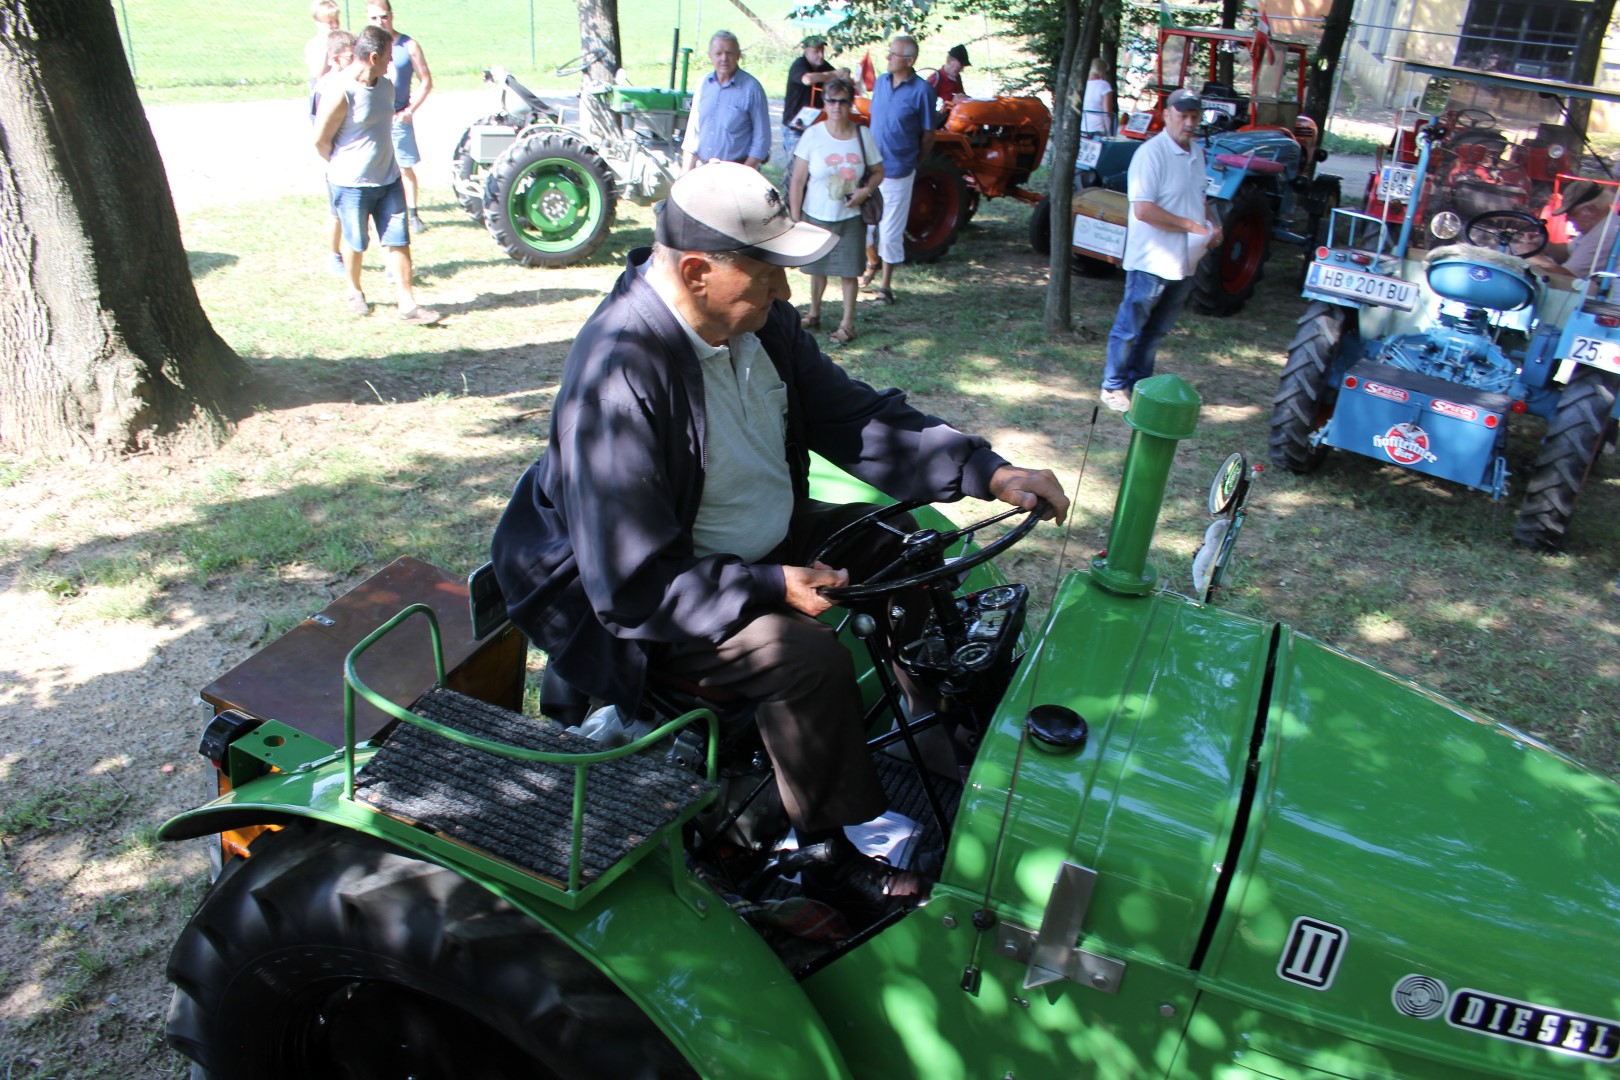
[{"xmin": 798, "ymin": 841, "xmax": 928, "ymax": 926}]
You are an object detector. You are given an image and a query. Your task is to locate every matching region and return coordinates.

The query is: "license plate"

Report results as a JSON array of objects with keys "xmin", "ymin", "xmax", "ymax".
[
  {"xmin": 1306, "ymin": 261, "xmax": 1419, "ymax": 311},
  {"xmin": 1378, "ymin": 166, "xmax": 1418, "ymax": 203},
  {"xmin": 1569, "ymin": 334, "xmax": 1620, "ymax": 373},
  {"xmin": 1076, "ymin": 138, "xmax": 1102, "ymax": 168}
]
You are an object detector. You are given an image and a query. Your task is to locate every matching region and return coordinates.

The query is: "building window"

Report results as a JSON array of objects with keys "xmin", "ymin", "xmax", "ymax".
[{"xmin": 1458, "ymin": 0, "xmax": 1587, "ymax": 80}]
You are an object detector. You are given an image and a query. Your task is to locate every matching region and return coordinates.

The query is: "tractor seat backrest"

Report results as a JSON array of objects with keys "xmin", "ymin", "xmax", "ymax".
[{"xmin": 1253, "ymin": 99, "xmax": 1299, "ymax": 128}]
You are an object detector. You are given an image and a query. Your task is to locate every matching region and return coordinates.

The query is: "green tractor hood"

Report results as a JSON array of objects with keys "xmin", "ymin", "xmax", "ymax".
[{"xmin": 1196, "ymin": 633, "xmax": 1620, "ymax": 1077}]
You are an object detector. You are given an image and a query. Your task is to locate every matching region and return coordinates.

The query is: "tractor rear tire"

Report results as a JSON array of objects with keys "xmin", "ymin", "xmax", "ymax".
[
  {"xmin": 1512, "ymin": 365, "xmax": 1618, "ymax": 551},
  {"xmin": 1192, "ymin": 184, "xmax": 1273, "ymax": 316},
  {"xmin": 450, "ymin": 118, "xmax": 503, "ymax": 223},
  {"xmin": 484, "ymin": 134, "xmax": 617, "ymax": 268},
  {"xmin": 1270, "ymin": 301, "xmax": 1353, "ymax": 472},
  {"xmin": 166, "ymin": 824, "xmax": 695, "ymax": 1080},
  {"xmin": 1029, "ymin": 196, "xmax": 1052, "ymax": 255},
  {"xmin": 905, "ymin": 153, "xmax": 970, "ymax": 263}
]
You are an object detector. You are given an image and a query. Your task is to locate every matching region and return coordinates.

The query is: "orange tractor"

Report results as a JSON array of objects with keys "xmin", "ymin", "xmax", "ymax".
[{"xmin": 847, "ymin": 95, "xmax": 1052, "ymax": 262}]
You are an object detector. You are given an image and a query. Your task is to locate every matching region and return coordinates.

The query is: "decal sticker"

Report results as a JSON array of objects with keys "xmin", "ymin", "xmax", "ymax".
[
  {"xmin": 1431, "ymin": 399, "xmax": 1479, "ymax": 422},
  {"xmin": 1392, "ymin": 974, "xmax": 1449, "ymax": 1019},
  {"xmin": 1277, "ymin": 916, "xmax": 1347, "ymax": 991},
  {"xmin": 1364, "ymin": 381, "xmax": 1409, "ymax": 403},
  {"xmin": 1469, "ymin": 266, "xmax": 1491, "ymax": 281},
  {"xmin": 1447, "ymin": 988, "xmax": 1619, "ymax": 1062},
  {"xmin": 1373, "ymin": 422, "xmax": 1438, "ymax": 465}
]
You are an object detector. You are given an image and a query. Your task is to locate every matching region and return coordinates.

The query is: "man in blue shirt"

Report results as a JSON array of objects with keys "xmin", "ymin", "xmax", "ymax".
[
  {"xmin": 867, "ymin": 35, "xmax": 934, "ymax": 303},
  {"xmin": 681, "ymin": 30, "xmax": 772, "ymax": 172}
]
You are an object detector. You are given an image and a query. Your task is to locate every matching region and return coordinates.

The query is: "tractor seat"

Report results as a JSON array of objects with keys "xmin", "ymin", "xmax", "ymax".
[
  {"xmin": 1424, "ymin": 244, "xmax": 1537, "ymax": 310},
  {"xmin": 1214, "ymin": 152, "xmax": 1287, "ymax": 175}
]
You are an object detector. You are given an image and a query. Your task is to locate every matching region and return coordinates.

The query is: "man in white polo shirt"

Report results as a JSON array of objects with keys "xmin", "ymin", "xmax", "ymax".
[{"xmin": 1100, "ymin": 87, "xmax": 1220, "ymax": 411}]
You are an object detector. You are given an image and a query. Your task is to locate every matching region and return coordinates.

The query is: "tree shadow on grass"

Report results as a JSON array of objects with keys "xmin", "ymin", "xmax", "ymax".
[{"xmin": 187, "ymin": 250, "xmax": 238, "ymax": 278}]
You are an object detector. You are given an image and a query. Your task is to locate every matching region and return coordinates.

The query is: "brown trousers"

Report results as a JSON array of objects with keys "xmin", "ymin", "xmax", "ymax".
[{"xmin": 656, "ymin": 501, "xmax": 914, "ymax": 834}]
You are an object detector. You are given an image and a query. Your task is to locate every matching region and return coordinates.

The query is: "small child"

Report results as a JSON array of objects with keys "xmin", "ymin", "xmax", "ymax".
[{"xmin": 304, "ymin": 0, "xmax": 341, "ymax": 83}]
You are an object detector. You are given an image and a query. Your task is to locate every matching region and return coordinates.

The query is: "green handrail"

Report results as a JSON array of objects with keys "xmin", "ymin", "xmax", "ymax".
[{"xmin": 342, "ymin": 603, "xmax": 720, "ymax": 893}]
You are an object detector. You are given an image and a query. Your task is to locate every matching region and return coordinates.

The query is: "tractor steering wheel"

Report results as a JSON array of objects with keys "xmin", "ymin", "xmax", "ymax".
[
  {"xmin": 1452, "ymin": 108, "xmax": 1498, "ymax": 132},
  {"xmin": 1464, "ymin": 209, "xmax": 1549, "ymax": 257},
  {"xmin": 811, "ymin": 500, "xmax": 1047, "ymax": 603},
  {"xmin": 556, "ymin": 49, "xmax": 608, "ymax": 77}
]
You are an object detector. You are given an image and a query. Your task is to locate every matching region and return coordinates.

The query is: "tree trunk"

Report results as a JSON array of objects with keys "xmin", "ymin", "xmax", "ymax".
[
  {"xmin": 1045, "ymin": 0, "xmax": 1111, "ymax": 337},
  {"xmin": 575, "ymin": 0, "xmax": 622, "ymax": 85},
  {"xmin": 1565, "ymin": 0, "xmax": 1617, "ymax": 138},
  {"xmin": 0, "ymin": 0, "xmax": 245, "ymax": 460},
  {"xmin": 1303, "ymin": 0, "xmax": 1354, "ymax": 133},
  {"xmin": 1044, "ymin": 0, "xmax": 1083, "ymax": 335}
]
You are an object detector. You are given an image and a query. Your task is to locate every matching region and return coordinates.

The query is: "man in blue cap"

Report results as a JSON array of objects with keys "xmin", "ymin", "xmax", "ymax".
[{"xmin": 1100, "ymin": 86, "xmax": 1221, "ymax": 412}]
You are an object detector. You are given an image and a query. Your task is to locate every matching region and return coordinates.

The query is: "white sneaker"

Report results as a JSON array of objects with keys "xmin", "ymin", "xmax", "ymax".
[{"xmin": 1100, "ymin": 388, "xmax": 1132, "ymax": 412}]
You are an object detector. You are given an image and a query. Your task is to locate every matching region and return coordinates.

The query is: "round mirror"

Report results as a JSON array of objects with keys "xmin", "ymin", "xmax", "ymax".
[{"xmin": 1208, "ymin": 452, "xmax": 1249, "ymax": 517}]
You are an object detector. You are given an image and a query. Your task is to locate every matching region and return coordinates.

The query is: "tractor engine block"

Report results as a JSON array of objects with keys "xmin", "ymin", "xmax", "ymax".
[{"xmin": 1374, "ymin": 329, "xmax": 1517, "ymax": 394}]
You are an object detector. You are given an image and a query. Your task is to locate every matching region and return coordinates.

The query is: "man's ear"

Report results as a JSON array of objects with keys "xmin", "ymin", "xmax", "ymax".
[{"xmin": 676, "ymin": 252, "xmax": 713, "ymax": 295}]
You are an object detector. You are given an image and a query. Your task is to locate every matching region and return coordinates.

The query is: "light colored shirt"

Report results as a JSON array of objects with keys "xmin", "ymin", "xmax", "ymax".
[
  {"xmin": 1082, "ymin": 78, "xmax": 1113, "ymax": 136},
  {"xmin": 1124, "ymin": 129, "xmax": 1207, "ymax": 279},
  {"xmin": 795, "ymin": 124, "xmax": 881, "ymax": 222},
  {"xmin": 646, "ymin": 279, "xmax": 793, "ymax": 561},
  {"xmin": 326, "ymin": 74, "xmax": 400, "ymax": 188},
  {"xmin": 682, "ymin": 68, "xmax": 772, "ymax": 164},
  {"xmin": 1566, "ymin": 214, "xmax": 1620, "ymax": 278}
]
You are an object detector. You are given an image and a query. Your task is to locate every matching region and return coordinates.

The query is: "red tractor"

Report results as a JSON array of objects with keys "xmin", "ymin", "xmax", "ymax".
[
  {"xmin": 846, "ymin": 95, "xmax": 1052, "ymax": 263},
  {"xmin": 1358, "ymin": 61, "xmax": 1613, "ymax": 249}
]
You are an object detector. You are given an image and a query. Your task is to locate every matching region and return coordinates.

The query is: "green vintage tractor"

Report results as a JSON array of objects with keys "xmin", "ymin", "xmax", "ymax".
[
  {"xmin": 451, "ymin": 53, "xmax": 690, "ymax": 267},
  {"xmin": 161, "ymin": 377, "xmax": 1619, "ymax": 1078}
]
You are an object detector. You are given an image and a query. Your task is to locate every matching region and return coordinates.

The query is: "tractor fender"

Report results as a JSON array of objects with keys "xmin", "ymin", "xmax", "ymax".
[{"xmin": 162, "ymin": 766, "xmax": 856, "ymax": 1080}]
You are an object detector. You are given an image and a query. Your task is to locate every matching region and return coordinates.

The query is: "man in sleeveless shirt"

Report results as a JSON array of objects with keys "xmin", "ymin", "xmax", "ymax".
[
  {"xmin": 314, "ymin": 25, "xmax": 440, "ymax": 323},
  {"xmin": 366, "ymin": 1, "xmax": 432, "ymax": 234}
]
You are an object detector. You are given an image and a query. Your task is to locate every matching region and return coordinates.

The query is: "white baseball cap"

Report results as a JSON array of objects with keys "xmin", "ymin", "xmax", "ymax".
[{"xmin": 656, "ymin": 162, "xmax": 837, "ymax": 266}]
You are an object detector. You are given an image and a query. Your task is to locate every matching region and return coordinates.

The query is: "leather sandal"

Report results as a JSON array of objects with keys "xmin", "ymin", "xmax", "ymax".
[
  {"xmin": 857, "ymin": 261, "xmax": 880, "ymax": 288},
  {"xmin": 829, "ymin": 325, "xmax": 856, "ymax": 345}
]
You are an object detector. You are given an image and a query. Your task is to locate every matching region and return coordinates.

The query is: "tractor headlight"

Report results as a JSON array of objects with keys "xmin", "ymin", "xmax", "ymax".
[
  {"xmin": 1549, "ymin": 144, "xmax": 1566, "ymax": 159},
  {"xmin": 1430, "ymin": 211, "xmax": 1463, "ymax": 240}
]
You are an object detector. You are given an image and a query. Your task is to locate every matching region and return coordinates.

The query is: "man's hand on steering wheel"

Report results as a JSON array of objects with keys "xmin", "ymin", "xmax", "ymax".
[
  {"xmin": 989, "ymin": 464, "xmax": 1070, "ymax": 525},
  {"xmin": 784, "ymin": 561, "xmax": 848, "ymax": 617}
]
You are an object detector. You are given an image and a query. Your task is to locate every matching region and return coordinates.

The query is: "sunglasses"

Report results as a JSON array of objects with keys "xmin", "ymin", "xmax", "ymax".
[{"xmin": 824, "ymin": 98, "xmax": 852, "ymax": 105}]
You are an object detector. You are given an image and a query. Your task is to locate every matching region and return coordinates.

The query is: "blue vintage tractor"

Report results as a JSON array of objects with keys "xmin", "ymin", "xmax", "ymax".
[
  {"xmin": 1270, "ymin": 127, "xmax": 1620, "ymax": 549},
  {"xmin": 1031, "ymin": 23, "xmax": 1341, "ymax": 315}
]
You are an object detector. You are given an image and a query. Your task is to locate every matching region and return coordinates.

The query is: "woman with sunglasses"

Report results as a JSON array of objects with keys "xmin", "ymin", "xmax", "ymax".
[{"xmin": 788, "ymin": 77, "xmax": 884, "ymax": 345}]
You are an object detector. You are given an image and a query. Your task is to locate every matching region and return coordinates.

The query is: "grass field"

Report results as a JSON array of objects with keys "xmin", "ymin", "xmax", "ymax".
[{"xmin": 116, "ymin": 0, "xmax": 1011, "ymax": 105}]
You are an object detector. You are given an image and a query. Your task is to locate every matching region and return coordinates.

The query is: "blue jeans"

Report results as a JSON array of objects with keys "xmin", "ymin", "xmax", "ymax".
[
  {"xmin": 1103, "ymin": 270, "xmax": 1194, "ymax": 391},
  {"xmin": 332, "ymin": 178, "xmax": 408, "ymax": 252}
]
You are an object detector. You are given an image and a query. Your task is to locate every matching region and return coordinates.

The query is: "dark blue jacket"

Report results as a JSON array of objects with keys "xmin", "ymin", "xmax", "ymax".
[{"xmin": 490, "ymin": 248, "xmax": 1007, "ymax": 710}]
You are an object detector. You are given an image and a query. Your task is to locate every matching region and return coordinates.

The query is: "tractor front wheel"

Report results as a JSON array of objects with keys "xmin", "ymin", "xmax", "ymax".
[
  {"xmin": 1192, "ymin": 184, "xmax": 1273, "ymax": 316},
  {"xmin": 1270, "ymin": 301, "xmax": 1353, "ymax": 472},
  {"xmin": 484, "ymin": 134, "xmax": 617, "ymax": 268},
  {"xmin": 905, "ymin": 153, "xmax": 970, "ymax": 263},
  {"xmin": 1029, "ymin": 196, "xmax": 1052, "ymax": 255},
  {"xmin": 1512, "ymin": 365, "xmax": 1618, "ymax": 550},
  {"xmin": 166, "ymin": 824, "xmax": 695, "ymax": 1079}
]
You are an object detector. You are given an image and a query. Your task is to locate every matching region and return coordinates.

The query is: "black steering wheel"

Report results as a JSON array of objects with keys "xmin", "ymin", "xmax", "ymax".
[
  {"xmin": 556, "ymin": 49, "xmax": 607, "ymax": 77},
  {"xmin": 1464, "ymin": 209, "xmax": 1548, "ymax": 257},
  {"xmin": 1452, "ymin": 107, "xmax": 1497, "ymax": 132},
  {"xmin": 811, "ymin": 500, "xmax": 1047, "ymax": 603}
]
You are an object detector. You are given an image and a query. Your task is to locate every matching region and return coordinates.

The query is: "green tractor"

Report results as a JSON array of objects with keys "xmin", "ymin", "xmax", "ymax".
[
  {"xmin": 451, "ymin": 53, "xmax": 690, "ymax": 268},
  {"xmin": 162, "ymin": 377, "xmax": 1619, "ymax": 1078}
]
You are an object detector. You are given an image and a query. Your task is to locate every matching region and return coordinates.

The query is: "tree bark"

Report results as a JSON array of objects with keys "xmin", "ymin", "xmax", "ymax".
[
  {"xmin": 1045, "ymin": 0, "xmax": 1110, "ymax": 336},
  {"xmin": 1303, "ymin": 0, "xmax": 1354, "ymax": 133},
  {"xmin": 574, "ymin": 0, "xmax": 622, "ymax": 85},
  {"xmin": 0, "ymin": 0, "xmax": 245, "ymax": 460},
  {"xmin": 1044, "ymin": 0, "xmax": 1083, "ymax": 335}
]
